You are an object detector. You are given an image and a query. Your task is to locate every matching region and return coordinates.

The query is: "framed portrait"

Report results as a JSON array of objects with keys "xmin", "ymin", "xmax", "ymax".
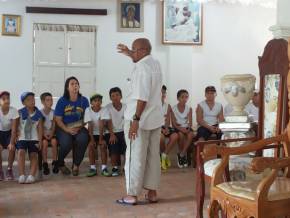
[
  {"xmin": 2, "ymin": 14, "xmax": 21, "ymax": 36},
  {"xmin": 162, "ymin": 0, "xmax": 203, "ymax": 45},
  {"xmin": 117, "ymin": 0, "xmax": 144, "ymax": 32}
]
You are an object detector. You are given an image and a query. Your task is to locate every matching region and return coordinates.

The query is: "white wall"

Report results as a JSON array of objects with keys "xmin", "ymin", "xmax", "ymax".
[{"xmin": 0, "ymin": 0, "xmax": 275, "ymax": 122}]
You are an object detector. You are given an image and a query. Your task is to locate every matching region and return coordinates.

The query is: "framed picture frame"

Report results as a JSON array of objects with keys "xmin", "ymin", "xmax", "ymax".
[
  {"xmin": 117, "ymin": 0, "xmax": 144, "ymax": 32},
  {"xmin": 2, "ymin": 14, "xmax": 21, "ymax": 36},
  {"xmin": 162, "ymin": 0, "xmax": 203, "ymax": 45}
]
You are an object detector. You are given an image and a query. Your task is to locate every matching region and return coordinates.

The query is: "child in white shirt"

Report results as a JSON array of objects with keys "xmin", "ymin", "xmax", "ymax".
[
  {"xmin": 160, "ymin": 85, "xmax": 178, "ymax": 171},
  {"xmin": 172, "ymin": 89, "xmax": 194, "ymax": 168},
  {"xmin": 40, "ymin": 92, "xmax": 58, "ymax": 175},
  {"xmin": 84, "ymin": 94, "xmax": 110, "ymax": 177},
  {"xmin": 0, "ymin": 91, "xmax": 19, "ymax": 181},
  {"xmin": 17, "ymin": 92, "xmax": 43, "ymax": 184},
  {"xmin": 104, "ymin": 87, "xmax": 127, "ymax": 177}
]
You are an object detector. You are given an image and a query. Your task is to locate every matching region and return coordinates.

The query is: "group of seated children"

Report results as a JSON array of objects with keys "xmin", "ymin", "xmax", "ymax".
[
  {"xmin": 0, "ymin": 87, "xmax": 127, "ymax": 183},
  {"xmin": 160, "ymin": 85, "xmax": 225, "ymax": 171},
  {"xmin": 0, "ymin": 84, "xmax": 258, "ymax": 182},
  {"xmin": 160, "ymin": 85, "xmax": 259, "ymax": 171}
]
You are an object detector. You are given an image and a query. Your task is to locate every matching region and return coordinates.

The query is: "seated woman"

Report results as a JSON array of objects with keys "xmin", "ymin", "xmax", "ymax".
[
  {"xmin": 54, "ymin": 77, "xmax": 90, "ymax": 176},
  {"xmin": 196, "ymin": 86, "xmax": 224, "ymax": 141}
]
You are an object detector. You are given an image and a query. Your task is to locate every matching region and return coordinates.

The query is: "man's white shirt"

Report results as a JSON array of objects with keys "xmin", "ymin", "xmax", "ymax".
[{"xmin": 125, "ymin": 55, "xmax": 163, "ymax": 130}]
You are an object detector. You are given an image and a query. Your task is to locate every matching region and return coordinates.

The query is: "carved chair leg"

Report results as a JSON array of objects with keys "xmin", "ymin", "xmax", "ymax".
[
  {"xmin": 208, "ymin": 200, "xmax": 220, "ymax": 218},
  {"xmin": 196, "ymin": 144, "xmax": 205, "ymax": 218}
]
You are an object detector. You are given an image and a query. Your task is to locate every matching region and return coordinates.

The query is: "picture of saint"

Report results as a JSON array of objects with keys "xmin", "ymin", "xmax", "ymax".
[
  {"xmin": 163, "ymin": 0, "xmax": 202, "ymax": 45},
  {"xmin": 2, "ymin": 15, "xmax": 21, "ymax": 36},
  {"xmin": 121, "ymin": 3, "xmax": 141, "ymax": 28},
  {"xmin": 5, "ymin": 18, "xmax": 17, "ymax": 33}
]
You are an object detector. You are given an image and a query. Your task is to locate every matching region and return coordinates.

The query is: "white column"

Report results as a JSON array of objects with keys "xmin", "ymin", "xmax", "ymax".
[{"xmin": 269, "ymin": 0, "xmax": 290, "ymax": 39}]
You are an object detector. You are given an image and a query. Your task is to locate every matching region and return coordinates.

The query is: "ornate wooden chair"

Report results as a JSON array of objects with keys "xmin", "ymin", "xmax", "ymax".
[
  {"xmin": 195, "ymin": 38, "xmax": 290, "ymax": 218},
  {"xmin": 206, "ymin": 39, "xmax": 290, "ymax": 217}
]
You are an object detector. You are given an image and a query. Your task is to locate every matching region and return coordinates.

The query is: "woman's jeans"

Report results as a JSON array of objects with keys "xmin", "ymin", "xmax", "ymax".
[{"xmin": 56, "ymin": 127, "xmax": 89, "ymax": 167}]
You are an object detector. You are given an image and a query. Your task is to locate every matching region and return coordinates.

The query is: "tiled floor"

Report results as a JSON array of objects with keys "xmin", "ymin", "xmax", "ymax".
[{"xmin": 0, "ymin": 163, "xmax": 209, "ymax": 218}]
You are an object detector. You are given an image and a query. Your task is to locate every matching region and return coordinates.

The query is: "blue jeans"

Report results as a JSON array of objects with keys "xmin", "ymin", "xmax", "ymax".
[{"xmin": 56, "ymin": 127, "xmax": 89, "ymax": 167}]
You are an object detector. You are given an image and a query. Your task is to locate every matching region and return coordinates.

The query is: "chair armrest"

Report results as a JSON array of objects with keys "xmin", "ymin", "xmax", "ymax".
[
  {"xmin": 203, "ymin": 134, "xmax": 286, "ymax": 158},
  {"xmin": 250, "ymin": 157, "xmax": 290, "ymax": 173}
]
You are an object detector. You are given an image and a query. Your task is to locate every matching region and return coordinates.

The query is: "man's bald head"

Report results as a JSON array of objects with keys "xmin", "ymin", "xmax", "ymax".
[{"xmin": 132, "ymin": 38, "xmax": 152, "ymax": 55}]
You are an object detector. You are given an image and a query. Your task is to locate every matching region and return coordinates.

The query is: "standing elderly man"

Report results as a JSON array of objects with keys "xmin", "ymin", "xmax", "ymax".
[{"xmin": 116, "ymin": 38, "xmax": 163, "ymax": 205}]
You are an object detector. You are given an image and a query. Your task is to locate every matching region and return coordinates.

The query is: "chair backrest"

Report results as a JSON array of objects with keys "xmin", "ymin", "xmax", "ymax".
[{"xmin": 258, "ymin": 39, "xmax": 289, "ymax": 157}]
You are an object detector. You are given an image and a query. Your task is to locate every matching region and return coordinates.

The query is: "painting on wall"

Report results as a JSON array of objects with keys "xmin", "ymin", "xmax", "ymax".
[
  {"xmin": 117, "ymin": 0, "xmax": 144, "ymax": 32},
  {"xmin": 2, "ymin": 14, "xmax": 21, "ymax": 36},
  {"xmin": 162, "ymin": 0, "xmax": 202, "ymax": 45}
]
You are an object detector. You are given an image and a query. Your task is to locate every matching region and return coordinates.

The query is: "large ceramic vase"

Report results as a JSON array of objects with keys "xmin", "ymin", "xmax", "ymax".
[{"xmin": 221, "ymin": 74, "xmax": 256, "ymax": 116}]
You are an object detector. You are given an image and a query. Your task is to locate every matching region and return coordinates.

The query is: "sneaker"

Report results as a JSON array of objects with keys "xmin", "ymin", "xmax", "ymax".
[
  {"xmin": 182, "ymin": 156, "xmax": 188, "ymax": 168},
  {"xmin": 86, "ymin": 168, "xmax": 97, "ymax": 177},
  {"xmin": 101, "ymin": 168, "xmax": 111, "ymax": 177},
  {"xmin": 177, "ymin": 154, "xmax": 183, "ymax": 168},
  {"xmin": 166, "ymin": 156, "xmax": 171, "ymax": 168},
  {"xmin": 6, "ymin": 168, "xmax": 14, "ymax": 181},
  {"xmin": 52, "ymin": 161, "xmax": 59, "ymax": 174},
  {"xmin": 59, "ymin": 165, "xmax": 71, "ymax": 175},
  {"xmin": 25, "ymin": 175, "xmax": 36, "ymax": 184},
  {"xmin": 43, "ymin": 162, "xmax": 50, "ymax": 175},
  {"xmin": 111, "ymin": 168, "xmax": 120, "ymax": 177},
  {"xmin": 0, "ymin": 170, "xmax": 4, "ymax": 181},
  {"xmin": 18, "ymin": 175, "xmax": 26, "ymax": 184},
  {"xmin": 161, "ymin": 155, "xmax": 167, "ymax": 170}
]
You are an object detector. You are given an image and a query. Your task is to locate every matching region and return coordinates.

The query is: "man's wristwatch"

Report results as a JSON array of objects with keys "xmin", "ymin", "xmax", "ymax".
[{"xmin": 133, "ymin": 114, "xmax": 140, "ymax": 121}]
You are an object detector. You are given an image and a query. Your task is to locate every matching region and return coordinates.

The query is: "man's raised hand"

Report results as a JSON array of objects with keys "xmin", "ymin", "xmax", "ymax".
[{"xmin": 117, "ymin": 44, "xmax": 131, "ymax": 57}]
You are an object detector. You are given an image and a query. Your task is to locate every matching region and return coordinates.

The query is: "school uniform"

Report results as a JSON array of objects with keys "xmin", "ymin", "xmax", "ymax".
[
  {"xmin": 84, "ymin": 107, "xmax": 110, "ymax": 145},
  {"xmin": 172, "ymin": 104, "xmax": 192, "ymax": 130},
  {"xmin": 104, "ymin": 103, "xmax": 127, "ymax": 156},
  {"xmin": 0, "ymin": 107, "xmax": 19, "ymax": 148},
  {"xmin": 124, "ymin": 55, "xmax": 163, "ymax": 196},
  {"xmin": 41, "ymin": 109, "xmax": 55, "ymax": 141},
  {"xmin": 161, "ymin": 103, "xmax": 176, "ymax": 137},
  {"xmin": 16, "ymin": 107, "xmax": 43, "ymax": 153},
  {"xmin": 197, "ymin": 100, "xmax": 223, "ymax": 140}
]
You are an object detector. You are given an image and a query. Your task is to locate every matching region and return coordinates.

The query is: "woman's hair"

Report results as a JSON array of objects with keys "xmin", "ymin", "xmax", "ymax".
[{"xmin": 63, "ymin": 76, "xmax": 81, "ymax": 100}]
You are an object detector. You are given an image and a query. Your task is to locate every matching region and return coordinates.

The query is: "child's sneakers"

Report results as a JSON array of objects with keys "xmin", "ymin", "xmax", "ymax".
[
  {"xmin": 166, "ymin": 156, "xmax": 171, "ymax": 168},
  {"xmin": 18, "ymin": 175, "xmax": 26, "ymax": 184},
  {"xmin": 52, "ymin": 161, "xmax": 59, "ymax": 174},
  {"xmin": 101, "ymin": 168, "xmax": 111, "ymax": 177},
  {"xmin": 182, "ymin": 156, "xmax": 188, "ymax": 168},
  {"xmin": 0, "ymin": 170, "xmax": 4, "ymax": 181},
  {"xmin": 177, "ymin": 154, "xmax": 188, "ymax": 168},
  {"xmin": 161, "ymin": 154, "xmax": 167, "ymax": 170},
  {"xmin": 177, "ymin": 154, "xmax": 183, "ymax": 168},
  {"xmin": 43, "ymin": 162, "xmax": 50, "ymax": 175},
  {"xmin": 111, "ymin": 167, "xmax": 120, "ymax": 177},
  {"xmin": 25, "ymin": 175, "xmax": 36, "ymax": 184},
  {"xmin": 86, "ymin": 168, "xmax": 97, "ymax": 177},
  {"xmin": 6, "ymin": 169, "xmax": 14, "ymax": 181}
]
